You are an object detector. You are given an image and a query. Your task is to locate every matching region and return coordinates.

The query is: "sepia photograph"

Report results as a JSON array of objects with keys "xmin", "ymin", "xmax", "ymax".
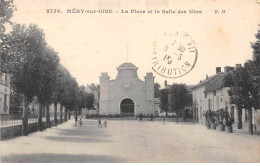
[{"xmin": 0, "ymin": 0, "xmax": 260, "ymax": 163}]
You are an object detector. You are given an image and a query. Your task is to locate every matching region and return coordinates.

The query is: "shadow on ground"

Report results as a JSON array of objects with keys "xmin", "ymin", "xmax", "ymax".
[
  {"xmin": 1, "ymin": 153, "xmax": 127, "ymax": 163},
  {"xmin": 44, "ymin": 120, "xmax": 112, "ymax": 143},
  {"xmin": 44, "ymin": 136, "xmax": 113, "ymax": 143}
]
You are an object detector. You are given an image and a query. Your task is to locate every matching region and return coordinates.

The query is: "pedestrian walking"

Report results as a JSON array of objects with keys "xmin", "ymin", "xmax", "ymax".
[
  {"xmin": 151, "ymin": 113, "xmax": 153, "ymax": 122},
  {"xmin": 163, "ymin": 116, "xmax": 165, "ymax": 125},
  {"xmin": 98, "ymin": 117, "xmax": 102, "ymax": 127},
  {"xmin": 75, "ymin": 116, "xmax": 78, "ymax": 126},
  {"xmin": 140, "ymin": 113, "xmax": 143, "ymax": 121},
  {"xmin": 79, "ymin": 118, "xmax": 82, "ymax": 127},
  {"xmin": 104, "ymin": 117, "xmax": 107, "ymax": 127}
]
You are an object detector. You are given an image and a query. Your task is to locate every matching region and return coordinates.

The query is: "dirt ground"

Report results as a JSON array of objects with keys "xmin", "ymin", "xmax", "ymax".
[{"xmin": 0, "ymin": 119, "xmax": 259, "ymax": 163}]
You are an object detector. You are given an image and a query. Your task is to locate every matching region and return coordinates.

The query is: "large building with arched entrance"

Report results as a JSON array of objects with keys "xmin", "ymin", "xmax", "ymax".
[{"xmin": 99, "ymin": 63, "xmax": 155, "ymax": 116}]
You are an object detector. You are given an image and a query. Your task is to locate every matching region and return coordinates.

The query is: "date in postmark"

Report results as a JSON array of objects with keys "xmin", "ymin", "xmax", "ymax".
[{"xmin": 152, "ymin": 31, "xmax": 197, "ymax": 78}]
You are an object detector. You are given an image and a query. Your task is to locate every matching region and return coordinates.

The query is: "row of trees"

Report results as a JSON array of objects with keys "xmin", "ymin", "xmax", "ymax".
[
  {"xmin": 1, "ymin": 1, "xmax": 94, "ymax": 135},
  {"xmin": 224, "ymin": 26, "xmax": 260, "ymax": 135}
]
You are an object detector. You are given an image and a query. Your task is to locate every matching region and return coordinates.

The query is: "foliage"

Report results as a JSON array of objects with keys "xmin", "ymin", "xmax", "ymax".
[
  {"xmin": 0, "ymin": 0, "xmax": 16, "ymax": 34},
  {"xmin": 224, "ymin": 66, "xmax": 255, "ymax": 110},
  {"xmin": 223, "ymin": 110, "xmax": 234, "ymax": 126},
  {"xmin": 168, "ymin": 83, "xmax": 188, "ymax": 113},
  {"xmin": 250, "ymin": 25, "xmax": 260, "ymax": 97},
  {"xmin": 154, "ymin": 82, "xmax": 161, "ymax": 98},
  {"xmin": 159, "ymin": 89, "xmax": 168, "ymax": 111},
  {"xmin": 215, "ymin": 108, "xmax": 225, "ymax": 125},
  {"xmin": 204, "ymin": 110, "xmax": 217, "ymax": 124},
  {"xmin": 0, "ymin": 0, "xmax": 16, "ymax": 72},
  {"xmin": 8, "ymin": 24, "xmax": 47, "ymax": 102}
]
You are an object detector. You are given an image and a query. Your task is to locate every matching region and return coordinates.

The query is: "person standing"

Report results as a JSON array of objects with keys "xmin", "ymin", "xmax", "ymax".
[
  {"xmin": 104, "ymin": 117, "xmax": 107, "ymax": 127},
  {"xmin": 79, "ymin": 118, "xmax": 82, "ymax": 127},
  {"xmin": 140, "ymin": 113, "xmax": 143, "ymax": 121},
  {"xmin": 163, "ymin": 116, "xmax": 165, "ymax": 125},
  {"xmin": 75, "ymin": 116, "xmax": 78, "ymax": 126},
  {"xmin": 98, "ymin": 117, "xmax": 102, "ymax": 127}
]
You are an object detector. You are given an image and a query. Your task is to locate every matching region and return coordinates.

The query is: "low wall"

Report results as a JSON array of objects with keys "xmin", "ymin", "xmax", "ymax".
[{"xmin": 0, "ymin": 119, "xmax": 63, "ymax": 140}]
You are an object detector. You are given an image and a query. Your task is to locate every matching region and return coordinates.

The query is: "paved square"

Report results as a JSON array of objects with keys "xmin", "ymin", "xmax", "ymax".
[{"xmin": 0, "ymin": 119, "xmax": 259, "ymax": 162}]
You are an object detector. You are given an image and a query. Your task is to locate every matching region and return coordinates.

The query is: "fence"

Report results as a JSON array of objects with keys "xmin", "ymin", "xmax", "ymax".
[{"xmin": 0, "ymin": 113, "xmax": 59, "ymax": 127}]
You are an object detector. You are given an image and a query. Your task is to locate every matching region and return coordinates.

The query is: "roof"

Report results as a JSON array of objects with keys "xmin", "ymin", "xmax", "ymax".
[
  {"xmin": 117, "ymin": 63, "xmax": 138, "ymax": 70},
  {"xmin": 204, "ymin": 73, "xmax": 225, "ymax": 92},
  {"xmin": 191, "ymin": 72, "xmax": 223, "ymax": 90}
]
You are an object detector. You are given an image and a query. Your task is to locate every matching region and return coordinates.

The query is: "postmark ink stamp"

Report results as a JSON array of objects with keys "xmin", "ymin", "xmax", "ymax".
[{"xmin": 152, "ymin": 31, "xmax": 198, "ymax": 78}]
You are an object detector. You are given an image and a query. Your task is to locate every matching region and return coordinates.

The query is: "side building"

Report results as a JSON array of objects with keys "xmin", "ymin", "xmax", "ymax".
[
  {"xmin": 192, "ymin": 65, "xmax": 259, "ymax": 132},
  {"xmin": 0, "ymin": 73, "xmax": 10, "ymax": 119}
]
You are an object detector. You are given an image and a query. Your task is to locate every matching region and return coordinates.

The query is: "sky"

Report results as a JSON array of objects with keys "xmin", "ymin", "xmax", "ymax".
[{"xmin": 9, "ymin": 0, "xmax": 260, "ymax": 88}]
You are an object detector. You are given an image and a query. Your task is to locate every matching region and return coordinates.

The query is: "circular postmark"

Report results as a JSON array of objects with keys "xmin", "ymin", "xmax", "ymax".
[{"xmin": 152, "ymin": 31, "xmax": 197, "ymax": 78}]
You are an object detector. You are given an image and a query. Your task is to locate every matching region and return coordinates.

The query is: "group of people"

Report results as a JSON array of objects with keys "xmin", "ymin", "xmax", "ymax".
[
  {"xmin": 139, "ymin": 113, "xmax": 166, "ymax": 124},
  {"xmin": 75, "ymin": 114, "xmax": 166, "ymax": 127},
  {"xmin": 98, "ymin": 117, "xmax": 107, "ymax": 128},
  {"xmin": 74, "ymin": 116, "xmax": 82, "ymax": 126}
]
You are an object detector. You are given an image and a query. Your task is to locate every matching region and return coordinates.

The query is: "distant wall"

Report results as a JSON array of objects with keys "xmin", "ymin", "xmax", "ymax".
[{"xmin": 0, "ymin": 119, "xmax": 62, "ymax": 140}]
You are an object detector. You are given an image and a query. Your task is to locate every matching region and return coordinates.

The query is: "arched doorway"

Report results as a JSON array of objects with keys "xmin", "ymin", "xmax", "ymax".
[{"xmin": 120, "ymin": 98, "xmax": 135, "ymax": 117}]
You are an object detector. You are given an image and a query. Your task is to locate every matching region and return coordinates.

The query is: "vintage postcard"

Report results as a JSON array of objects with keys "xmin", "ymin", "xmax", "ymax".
[{"xmin": 0, "ymin": 0, "xmax": 260, "ymax": 163}]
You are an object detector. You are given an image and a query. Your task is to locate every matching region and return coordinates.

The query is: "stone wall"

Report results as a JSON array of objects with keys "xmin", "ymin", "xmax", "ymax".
[{"xmin": 0, "ymin": 119, "xmax": 62, "ymax": 140}]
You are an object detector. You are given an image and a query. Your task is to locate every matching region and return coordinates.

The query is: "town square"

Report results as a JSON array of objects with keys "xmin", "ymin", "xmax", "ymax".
[{"xmin": 1, "ymin": 0, "xmax": 260, "ymax": 163}]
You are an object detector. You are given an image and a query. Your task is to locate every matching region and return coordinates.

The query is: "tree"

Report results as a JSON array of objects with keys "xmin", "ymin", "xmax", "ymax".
[
  {"xmin": 159, "ymin": 89, "xmax": 168, "ymax": 114},
  {"xmin": 224, "ymin": 66, "xmax": 255, "ymax": 135},
  {"xmin": 8, "ymin": 24, "xmax": 47, "ymax": 135},
  {"xmin": 85, "ymin": 93, "xmax": 94, "ymax": 110},
  {"xmin": 36, "ymin": 46, "xmax": 59, "ymax": 129},
  {"xmin": 154, "ymin": 83, "xmax": 161, "ymax": 98},
  {"xmin": 0, "ymin": 0, "xmax": 16, "ymax": 74},
  {"xmin": 249, "ymin": 25, "xmax": 260, "ymax": 97},
  {"xmin": 224, "ymin": 26, "xmax": 260, "ymax": 135},
  {"xmin": 168, "ymin": 83, "xmax": 188, "ymax": 123}
]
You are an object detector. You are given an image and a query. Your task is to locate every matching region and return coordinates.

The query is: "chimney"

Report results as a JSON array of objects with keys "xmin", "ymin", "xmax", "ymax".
[
  {"xmin": 216, "ymin": 67, "xmax": 221, "ymax": 74},
  {"xmin": 164, "ymin": 80, "xmax": 167, "ymax": 88},
  {"xmin": 206, "ymin": 74, "xmax": 209, "ymax": 80},
  {"xmin": 236, "ymin": 64, "xmax": 242, "ymax": 68}
]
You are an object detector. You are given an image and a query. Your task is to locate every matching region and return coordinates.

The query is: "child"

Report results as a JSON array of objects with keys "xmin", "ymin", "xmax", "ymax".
[
  {"xmin": 104, "ymin": 117, "xmax": 107, "ymax": 127},
  {"xmin": 79, "ymin": 118, "xmax": 82, "ymax": 126}
]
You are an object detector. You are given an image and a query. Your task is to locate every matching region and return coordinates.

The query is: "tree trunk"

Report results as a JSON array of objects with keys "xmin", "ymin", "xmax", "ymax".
[
  {"xmin": 193, "ymin": 108, "xmax": 196, "ymax": 122},
  {"xmin": 176, "ymin": 110, "xmax": 179, "ymax": 124},
  {"xmin": 248, "ymin": 108, "xmax": 253, "ymax": 135},
  {"xmin": 60, "ymin": 104, "xmax": 63, "ymax": 124},
  {"xmin": 46, "ymin": 104, "xmax": 50, "ymax": 128},
  {"xmin": 64, "ymin": 107, "xmax": 67, "ymax": 121},
  {"xmin": 54, "ymin": 102, "xmax": 58, "ymax": 126},
  {"xmin": 238, "ymin": 108, "xmax": 242, "ymax": 129},
  {"xmin": 38, "ymin": 103, "xmax": 43, "ymax": 131},
  {"xmin": 182, "ymin": 109, "xmax": 186, "ymax": 122},
  {"xmin": 22, "ymin": 99, "xmax": 30, "ymax": 136},
  {"xmin": 42, "ymin": 105, "xmax": 45, "ymax": 117}
]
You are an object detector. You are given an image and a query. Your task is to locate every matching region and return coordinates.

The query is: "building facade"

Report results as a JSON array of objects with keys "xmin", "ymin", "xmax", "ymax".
[
  {"xmin": 0, "ymin": 73, "xmax": 10, "ymax": 116},
  {"xmin": 99, "ymin": 63, "xmax": 155, "ymax": 116},
  {"xmin": 192, "ymin": 66, "xmax": 260, "ymax": 132},
  {"xmin": 192, "ymin": 67, "xmax": 236, "ymax": 124}
]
